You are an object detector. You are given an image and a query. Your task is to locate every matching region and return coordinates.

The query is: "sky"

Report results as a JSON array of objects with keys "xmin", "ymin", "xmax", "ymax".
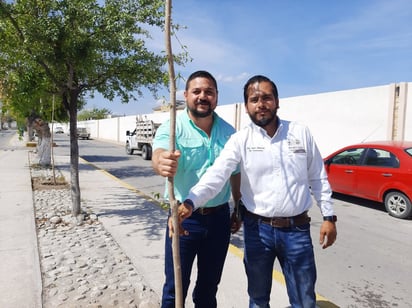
[{"xmin": 85, "ymin": 0, "xmax": 412, "ymax": 116}]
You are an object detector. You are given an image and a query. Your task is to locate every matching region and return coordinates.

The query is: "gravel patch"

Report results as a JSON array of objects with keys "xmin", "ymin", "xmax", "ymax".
[{"xmin": 31, "ymin": 157, "xmax": 160, "ymax": 307}]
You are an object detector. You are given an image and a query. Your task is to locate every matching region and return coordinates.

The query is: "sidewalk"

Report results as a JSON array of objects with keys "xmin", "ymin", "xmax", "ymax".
[
  {"xmin": 0, "ymin": 138, "xmax": 42, "ymax": 307},
  {"xmin": 0, "ymin": 133, "xmax": 294, "ymax": 307}
]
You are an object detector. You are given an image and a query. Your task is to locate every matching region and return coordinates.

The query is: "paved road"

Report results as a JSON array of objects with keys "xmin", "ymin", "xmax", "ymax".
[
  {"xmin": 0, "ymin": 129, "xmax": 16, "ymax": 149},
  {"xmin": 52, "ymin": 134, "xmax": 412, "ymax": 307}
]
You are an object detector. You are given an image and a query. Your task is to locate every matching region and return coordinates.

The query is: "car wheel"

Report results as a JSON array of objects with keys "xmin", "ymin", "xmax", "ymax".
[
  {"xmin": 126, "ymin": 142, "xmax": 134, "ymax": 155},
  {"xmin": 141, "ymin": 144, "xmax": 152, "ymax": 160},
  {"xmin": 384, "ymin": 191, "xmax": 412, "ymax": 219}
]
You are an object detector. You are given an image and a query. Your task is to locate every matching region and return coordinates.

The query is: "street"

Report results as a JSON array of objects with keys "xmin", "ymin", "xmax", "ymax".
[
  {"xmin": 0, "ymin": 129, "xmax": 16, "ymax": 150},
  {"xmin": 27, "ymin": 133, "xmax": 412, "ymax": 307}
]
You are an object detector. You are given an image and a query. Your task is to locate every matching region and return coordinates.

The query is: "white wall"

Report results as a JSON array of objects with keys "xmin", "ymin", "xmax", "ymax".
[
  {"xmin": 278, "ymin": 85, "xmax": 390, "ymax": 156},
  {"xmin": 77, "ymin": 82, "xmax": 411, "ymax": 157},
  {"xmin": 405, "ymin": 82, "xmax": 411, "ymax": 140}
]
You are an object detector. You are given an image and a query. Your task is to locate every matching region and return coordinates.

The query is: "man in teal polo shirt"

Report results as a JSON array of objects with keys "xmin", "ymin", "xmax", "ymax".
[{"xmin": 152, "ymin": 70, "xmax": 241, "ymax": 308}]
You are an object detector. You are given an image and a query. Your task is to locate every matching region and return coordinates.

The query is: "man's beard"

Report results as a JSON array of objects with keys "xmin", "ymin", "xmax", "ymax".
[
  {"xmin": 249, "ymin": 109, "xmax": 277, "ymax": 127},
  {"xmin": 188, "ymin": 102, "xmax": 213, "ymax": 118}
]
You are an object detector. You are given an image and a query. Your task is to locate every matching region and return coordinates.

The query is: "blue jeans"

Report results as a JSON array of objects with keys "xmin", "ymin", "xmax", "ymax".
[
  {"xmin": 161, "ymin": 203, "xmax": 230, "ymax": 308},
  {"xmin": 243, "ymin": 214, "xmax": 317, "ymax": 308}
]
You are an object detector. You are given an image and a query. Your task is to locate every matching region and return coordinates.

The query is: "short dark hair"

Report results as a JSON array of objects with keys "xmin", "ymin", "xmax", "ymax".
[
  {"xmin": 186, "ymin": 70, "xmax": 218, "ymax": 92},
  {"xmin": 243, "ymin": 75, "xmax": 278, "ymax": 104}
]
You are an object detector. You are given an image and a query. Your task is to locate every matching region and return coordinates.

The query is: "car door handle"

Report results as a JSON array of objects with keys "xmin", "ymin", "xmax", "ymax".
[
  {"xmin": 382, "ymin": 173, "xmax": 392, "ymax": 177},
  {"xmin": 344, "ymin": 170, "xmax": 354, "ymax": 173}
]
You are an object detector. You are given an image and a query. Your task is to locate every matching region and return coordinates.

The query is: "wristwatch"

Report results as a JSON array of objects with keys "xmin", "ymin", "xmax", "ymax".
[{"xmin": 323, "ymin": 215, "xmax": 337, "ymax": 222}]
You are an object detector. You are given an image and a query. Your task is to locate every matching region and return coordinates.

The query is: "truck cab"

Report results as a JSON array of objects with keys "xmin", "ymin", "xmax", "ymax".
[
  {"xmin": 126, "ymin": 118, "xmax": 160, "ymax": 160},
  {"xmin": 77, "ymin": 127, "xmax": 90, "ymax": 139}
]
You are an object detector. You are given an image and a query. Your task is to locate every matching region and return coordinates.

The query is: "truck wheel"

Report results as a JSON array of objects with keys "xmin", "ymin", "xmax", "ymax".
[
  {"xmin": 142, "ymin": 144, "xmax": 152, "ymax": 160},
  {"xmin": 126, "ymin": 142, "xmax": 134, "ymax": 155}
]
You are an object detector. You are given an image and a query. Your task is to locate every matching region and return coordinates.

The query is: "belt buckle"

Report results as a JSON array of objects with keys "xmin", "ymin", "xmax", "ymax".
[
  {"xmin": 198, "ymin": 207, "xmax": 207, "ymax": 215},
  {"xmin": 269, "ymin": 217, "xmax": 279, "ymax": 227}
]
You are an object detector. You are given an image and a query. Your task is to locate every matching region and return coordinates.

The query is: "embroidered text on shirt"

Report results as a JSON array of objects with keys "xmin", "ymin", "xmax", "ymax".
[{"xmin": 247, "ymin": 146, "xmax": 265, "ymax": 152}]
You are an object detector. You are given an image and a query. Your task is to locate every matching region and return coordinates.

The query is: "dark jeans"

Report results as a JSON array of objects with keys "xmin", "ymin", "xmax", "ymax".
[
  {"xmin": 161, "ymin": 203, "xmax": 230, "ymax": 308},
  {"xmin": 243, "ymin": 214, "xmax": 317, "ymax": 308}
]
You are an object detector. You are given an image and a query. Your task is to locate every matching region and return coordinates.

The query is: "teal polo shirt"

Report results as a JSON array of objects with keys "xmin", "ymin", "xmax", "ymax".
[{"xmin": 153, "ymin": 109, "xmax": 237, "ymax": 207}]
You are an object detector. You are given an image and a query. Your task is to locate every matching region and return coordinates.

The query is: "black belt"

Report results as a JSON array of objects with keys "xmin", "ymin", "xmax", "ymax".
[
  {"xmin": 245, "ymin": 210, "xmax": 311, "ymax": 228},
  {"xmin": 195, "ymin": 203, "xmax": 227, "ymax": 215}
]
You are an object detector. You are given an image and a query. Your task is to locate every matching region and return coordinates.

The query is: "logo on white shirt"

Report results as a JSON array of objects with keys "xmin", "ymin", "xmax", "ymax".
[
  {"xmin": 247, "ymin": 146, "xmax": 265, "ymax": 152},
  {"xmin": 288, "ymin": 138, "xmax": 306, "ymax": 153}
]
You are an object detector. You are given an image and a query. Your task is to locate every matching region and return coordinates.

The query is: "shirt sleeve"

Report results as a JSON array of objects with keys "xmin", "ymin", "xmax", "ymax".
[
  {"xmin": 152, "ymin": 120, "xmax": 171, "ymax": 151},
  {"xmin": 306, "ymin": 128, "xmax": 334, "ymax": 216}
]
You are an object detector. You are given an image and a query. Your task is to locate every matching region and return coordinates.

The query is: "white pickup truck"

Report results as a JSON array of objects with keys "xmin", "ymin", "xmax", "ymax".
[
  {"xmin": 125, "ymin": 117, "xmax": 160, "ymax": 160},
  {"xmin": 77, "ymin": 127, "xmax": 90, "ymax": 139}
]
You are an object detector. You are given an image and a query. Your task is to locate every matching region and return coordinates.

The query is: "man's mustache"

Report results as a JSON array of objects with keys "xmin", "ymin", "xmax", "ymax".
[{"xmin": 196, "ymin": 100, "xmax": 211, "ymax": 106}]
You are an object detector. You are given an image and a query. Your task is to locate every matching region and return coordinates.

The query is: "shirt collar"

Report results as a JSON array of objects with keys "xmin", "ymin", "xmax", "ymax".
[
  {"xmin": 184, "ymin": 108, "xmax": 218, "ymax": 135},
  {"xmin": 249, "ymin": 117, "xmax": 282, "ymax": 139}
]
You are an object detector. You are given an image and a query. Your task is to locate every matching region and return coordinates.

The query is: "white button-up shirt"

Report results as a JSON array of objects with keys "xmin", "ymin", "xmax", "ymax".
[{"xmin": 187, "ymin": 118, "xmax": 334, "ymax": 217}]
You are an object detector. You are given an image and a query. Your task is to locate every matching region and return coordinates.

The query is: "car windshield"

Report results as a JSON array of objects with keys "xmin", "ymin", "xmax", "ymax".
[{"xmin": 405, "ymin": 148, "xmax": 412, "ymax": 157}]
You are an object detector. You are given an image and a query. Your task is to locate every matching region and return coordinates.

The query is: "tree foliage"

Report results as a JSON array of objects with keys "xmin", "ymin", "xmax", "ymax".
[
  {"xmin": 0, "ymin": 0, "xmax": 186, "ymax": 217},
  {"xmin": 0, "ymin": 0, "xmax": 172, "ymax": 105},
  {"xmin": 77, "ymin": 107, "xmax": 112, "ymax": 121}
]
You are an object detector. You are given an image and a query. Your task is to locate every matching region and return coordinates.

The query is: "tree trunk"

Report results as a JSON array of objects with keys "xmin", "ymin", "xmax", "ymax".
[
  {"xmin": 27, "ymin": 125, "xmax": 35, "ymax": 142},
  {"xmin": 165, "ymin": 1, "xmax": 183, "ymax": 307},
  {"xmin": 32, "ymin": 117, "xmax": 52, "ymax": 166},
  {"xmin": 67, "ymin": 91, "xmax": 82, "ymax": 218},
  {"xmin": 38, "ymin": 136, "xmax": 52, "ymax": 166}
]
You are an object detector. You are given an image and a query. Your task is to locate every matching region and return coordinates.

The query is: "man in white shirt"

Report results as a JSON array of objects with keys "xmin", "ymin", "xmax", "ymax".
[{"xmin": 177, "ymin": 75, "xmax": 337, "ymax": 308}]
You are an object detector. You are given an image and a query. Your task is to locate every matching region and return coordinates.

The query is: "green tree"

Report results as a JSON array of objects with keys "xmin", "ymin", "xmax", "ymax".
[
  {"xmin": 0, "ymin": 67, "xmax": 76, "ymax": 143},
  {"xmin": 77, "ymin": 107, "xmax": 112, "ymax": 121},
  {"xmin": 0, "ymin": 0, "xmax": 186, "ymax": 218}
]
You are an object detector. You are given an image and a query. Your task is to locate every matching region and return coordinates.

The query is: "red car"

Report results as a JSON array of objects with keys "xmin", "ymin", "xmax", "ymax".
[{"xmin": 323, "ymin": 141, "xmax": 412, "ymax": 219}]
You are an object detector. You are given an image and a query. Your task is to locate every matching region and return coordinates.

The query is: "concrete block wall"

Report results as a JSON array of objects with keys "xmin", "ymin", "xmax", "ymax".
[
  {"xmin": 277, "ymin": 85, "xmax": 391, "ymax": 156},
  {"xmin": 76, "ymin": 82, "xmax": 411, "ymax": 157},
  {"xmin": 407, "ymin": 92, "xmax": 412, "ymax": 140}
]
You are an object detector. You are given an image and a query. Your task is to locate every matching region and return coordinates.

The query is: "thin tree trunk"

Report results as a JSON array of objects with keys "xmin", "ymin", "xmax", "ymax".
[
  {"xmin": 51, "ymin": 95, "xmax": 56, "ymax": 185},
  {"xmin": 67, "ymin": 91, "xmax": 82, "ymax": 218},
  {"xmin": 165, "ymin": 1, "xmax": 183, "ymax": 307}
]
